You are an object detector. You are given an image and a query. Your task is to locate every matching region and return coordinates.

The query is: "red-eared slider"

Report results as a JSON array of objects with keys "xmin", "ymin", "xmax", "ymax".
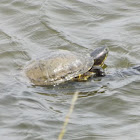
[{"xmin": 24, "ymin": 46, "xmax": 108, "ymax": 86}]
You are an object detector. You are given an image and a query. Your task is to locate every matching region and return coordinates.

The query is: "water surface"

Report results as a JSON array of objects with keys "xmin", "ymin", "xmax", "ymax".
[{"xmin": 0, "ymin": 0, "xmax": 140, "ymax": 140}]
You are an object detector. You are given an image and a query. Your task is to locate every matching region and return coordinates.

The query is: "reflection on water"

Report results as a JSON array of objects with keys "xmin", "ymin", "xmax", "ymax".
[{"xmin": 0, "ymin": 0, "xmax": 140, "ymax": 139}]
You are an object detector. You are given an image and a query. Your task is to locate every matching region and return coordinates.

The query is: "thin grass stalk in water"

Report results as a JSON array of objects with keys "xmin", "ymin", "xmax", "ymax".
[{"xmin": 58, "ymin": 91, "xmax": 79, "ymax": 140}]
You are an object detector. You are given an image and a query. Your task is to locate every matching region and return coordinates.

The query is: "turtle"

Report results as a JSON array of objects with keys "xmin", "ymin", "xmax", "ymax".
[{"xmin": 24, "ymin": 46, "xmax": 108, "ymax": 86}]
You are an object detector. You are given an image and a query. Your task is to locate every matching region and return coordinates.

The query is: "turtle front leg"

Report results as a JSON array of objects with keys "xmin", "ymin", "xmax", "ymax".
[
  {"xmin": 73, "ymin": 72, "xmax": 94, "ymax": 81},
  {"xmin": 89, "ymin": 66, "xmax": 105, "ymax": 77}
]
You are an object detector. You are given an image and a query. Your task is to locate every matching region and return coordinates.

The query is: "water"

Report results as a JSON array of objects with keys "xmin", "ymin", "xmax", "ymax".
[{"xmin": 0, "ymin": 0, "xmax": 140, "ymax": 139}]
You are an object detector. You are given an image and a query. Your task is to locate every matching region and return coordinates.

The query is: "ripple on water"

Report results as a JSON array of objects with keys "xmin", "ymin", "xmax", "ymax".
[{"xmin": 0, "ymin": 0, "xmax": 140, "ymax": 140}]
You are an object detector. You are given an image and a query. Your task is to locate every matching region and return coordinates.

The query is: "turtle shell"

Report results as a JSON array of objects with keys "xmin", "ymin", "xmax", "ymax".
[{"xmin": 24, "ymin": 50, "xmax": 93, "ymax": 86}]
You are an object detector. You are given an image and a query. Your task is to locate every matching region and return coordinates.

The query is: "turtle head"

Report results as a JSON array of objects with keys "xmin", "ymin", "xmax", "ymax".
[
  {"xmin": 89, "ymin": 46, "xmax": 108, "ymax": 77},
  {"xmin": 90, "ymin": 46, "xmax": 109, "ymax": 66}
]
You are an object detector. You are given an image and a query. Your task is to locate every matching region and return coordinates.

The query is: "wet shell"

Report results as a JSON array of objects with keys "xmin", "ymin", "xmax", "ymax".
[{"xmin": 24, "ymin": 50, "xmax": 93, "ymax": 86}]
